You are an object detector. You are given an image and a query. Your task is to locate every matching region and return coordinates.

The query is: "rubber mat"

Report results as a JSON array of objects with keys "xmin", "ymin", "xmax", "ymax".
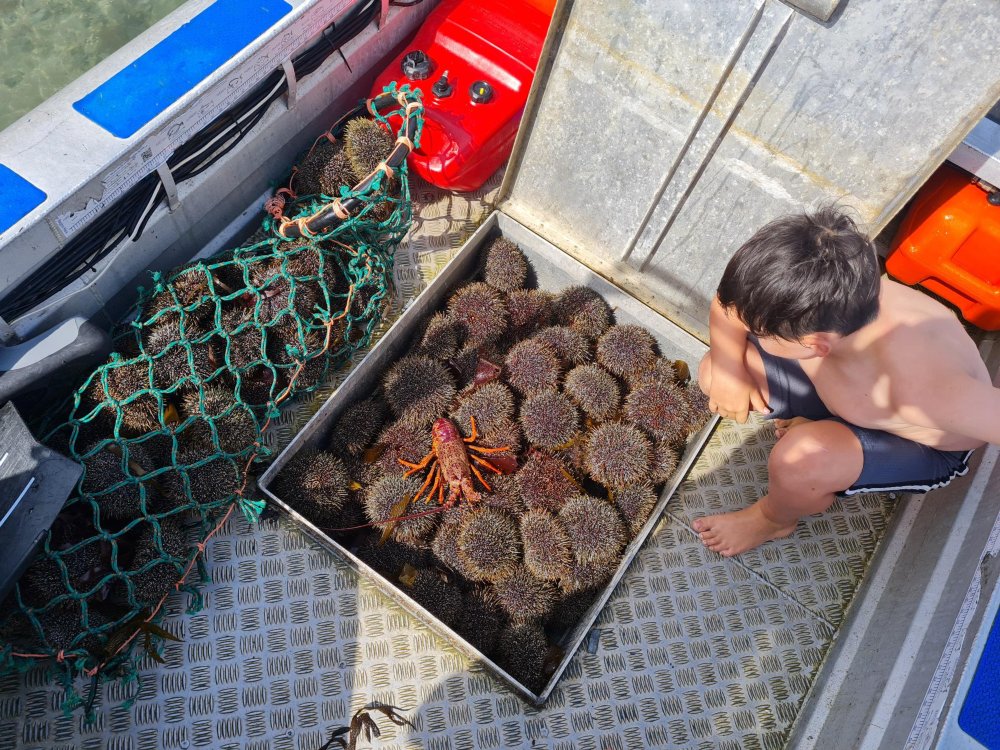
[{"xmin": 0, "ymin": 170, "xmax": 898, "ymax": 750}]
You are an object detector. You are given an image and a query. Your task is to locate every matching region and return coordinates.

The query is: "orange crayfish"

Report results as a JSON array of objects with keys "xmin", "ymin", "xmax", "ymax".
[{"xmin": 399, "ymin": 416, "xmax": 513, "ymax": 507}]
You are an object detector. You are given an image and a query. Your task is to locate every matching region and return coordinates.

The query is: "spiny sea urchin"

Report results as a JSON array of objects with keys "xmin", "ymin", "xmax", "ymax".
[
  {"xmin": 563, "ymin": 363, "xmax": 621, "ymax": 422},
  {"xmin": 371, "ymin": 417, "xmax": 433, "ymax": 477},
  {"xmin": 447, "ymin": 282, "xmax": 509, "ymax": 347},
  {"xmin": 520, "ymin": 390, "xmax": 579, "ymax": 450},
  {"xmin": 382, "ymin": 355, "xmax": 457, "ymax": 423},
  {"xmin": 139, "ymin": 265, "xmax": 214, "ymax": 328},
  {"xmin": 81, "ymin": 442, "xmax": 155, "ymax": 524},
  {"xmin": 451, "ymin": 381, "xmax": 515, "ymax": 437},
  {"xmin": 125, "ymin": 517, "xmax": 191, "ymax": 604},
  {"xmin": 491, "ymin": 563, "xmax": 557, "ymax": 624},
  {"xmin": 558, "ymin": 494, "xmax": 627, "ymax": 566},
  {"xmin": 408, "ymin": 568, "xmax": 463, "ymax": 626},
  {"xmin": 531, "ymin": 326, "xmax": 591, "ymax": 367},
  {"xmin": 478, "ymin": 417, "xmax": 522, "ymax": 459},
  {"xmin": 455, "ymin": 589, "xmax": 504, "ymax": 655},
  {"xmin": 319, "ymin": 149, "xmax": 357, "ymax": 197},
  {"xmin": 456, "ymin": 508, "xmax": 521, "ymax": 583},
  {"xmin": 482, "ymin": 237, "xmax": 529, "ymax": 294},
  {"xmin": 495, "ymin": 624, "xmax": 549, "ymax": 693},
  {"xmin": 363, "ymin": 474, "xmax": 439, "ymax": 545},
  {"xmin": 480, "ymin": 472, "xmax": 524, "ymax": 517},
  {"xmin": 86, "ymin": 357, "xmax": 163, "ymax": 435},
  {"xmin": 520, "ymin": 509, "xmax": 572, "ymax": 582},
  {"xmin": 272, "ymin": 449, "xmax": 349, "ymax": 525},
  {"xmin": 507, "ymin": 289, "xmax": 553, "ymax": 339},
  {"xmin": 417, "ymin": 312, "xmax": 465, "ymax": 361},
  {"xmin": 247, "ymin": 257, "xmax": 321, "ymax": 326},
  {"xmin": 548, "ymin": 588, "xmax": 599, "ymax": 630},
  {"xmin": 293, "ymin": 139, "xmax": 336, "ymax": 196},
  {"xmin": 331, "ymin": 495, "xmax": 367, "ymax": 533},
  {"xmin": 559, "ymin": 554, "xmax": 618, "ymax": 596},
  {"xmin": 34, "ymin": 600, "xmax": 104, "ymax": 653},
  {"xmin": 159, "ymin": 448, "xmax": 244, "ymax": 511},
  {"xmin": 517, "ymin": 451, "xmax": 577, "ymax": 513},
  {"xmin": 552, "ymin": 286, "xmax": 612, "ymax": 340},
  {"xmin": 178, "ymin": 384, "xmax": 258, "ymax": 456},
  {"xmin": 596, "ymin": 324, "xmax": 659, "ymax": 380},
  {"xmin": 143, "ymin": 316, "xmax": 220, "ymax": 389},
  {"xmin": 295, "ymin": 140, "xmax": 355, "ymax": 197},
  {"xmin": 20, "ymin": 541, "xmax": 106, "ymax": 606},
  {"xmin": 504, "ymin": 338, "xmax": 561, "ymax": 395},
  {"xmin": 219, "ymin": 311, "xmax": 279, "ymax": 407},
  {"xmin": 328, "ymin": 396, "xmax": 388, "ymax": 456},
  {"xmin": 584, "ymin": 421, "xmax": 653, "ymax": 490},
  {"xmin": 649, "ymin": 439, "xmax": 680, "ymax": 485},
  {"xmin": 431, "ymin": 521, "xmax": 467, "ymax": 576},
  {"xmin": 635, "ymin": 356, "xmax": 684, "ymax": 386},
  {"xmin": 624, "ymin": 378, "xmax": 693, "ymax": 447},
  {"xmin": 612, "ymin": 483, "xmax": 659, "ymax": 535},
  {"xmin": 356, "ymin": 536, "xmax": 429, "ymax": 577},
  {"xmin": 682, "ymin": 382, "xmax": 713, "ymax": 432},
  {"xmin": 343, "ymin": 117, "xmax": 394, "ymax": 180}
]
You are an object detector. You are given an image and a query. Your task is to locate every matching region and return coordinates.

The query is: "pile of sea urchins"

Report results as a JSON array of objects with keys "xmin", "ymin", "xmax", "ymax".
[
  {"xmin": 1, "ymin": 116, "xmax": 398, "ymax": 658},
  {"xmin": 274, "ymin": 235, "xmax": 711, "ymax": 693}
]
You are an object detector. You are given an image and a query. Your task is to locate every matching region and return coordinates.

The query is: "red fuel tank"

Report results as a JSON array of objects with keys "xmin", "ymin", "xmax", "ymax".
[
  {"xmin": 887, "ymin": 163, "xmax": 1000, "ymax": 330},
  {"xmin": 370, "ymin": 0, "xmax": 555, "ymax": 192}
]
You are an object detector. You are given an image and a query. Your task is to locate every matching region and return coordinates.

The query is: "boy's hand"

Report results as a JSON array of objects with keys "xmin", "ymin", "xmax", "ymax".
[{"xmin": 708, "ymin": 359, "xmax": 769, "ymax": 423}]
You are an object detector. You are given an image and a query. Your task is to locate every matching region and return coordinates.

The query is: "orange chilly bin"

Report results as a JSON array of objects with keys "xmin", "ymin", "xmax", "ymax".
[{"xmin": 887, "ymin": 163, "xmax": 1000, "ymax": 330}]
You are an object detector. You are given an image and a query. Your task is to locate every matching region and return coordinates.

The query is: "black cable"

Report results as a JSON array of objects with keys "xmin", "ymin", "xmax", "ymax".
[{"xmin": 0, "ymin": 0, "xmax": 381, "ymax": 322}]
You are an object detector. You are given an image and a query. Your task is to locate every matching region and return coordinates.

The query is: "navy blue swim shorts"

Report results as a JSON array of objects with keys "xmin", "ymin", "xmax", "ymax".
[{"xmin": 748, "ymin": 336, "xmax": 974, "ymax": 496}]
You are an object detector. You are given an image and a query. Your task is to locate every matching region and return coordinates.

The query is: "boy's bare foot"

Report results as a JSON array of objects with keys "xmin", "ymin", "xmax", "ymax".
[
  {"xmin": 774, "ymin": 416, "xmax": 812, "ymax": 439},
  {"xmin": 691, "ymin": 500, "xmax": 797, "ymax": 556}
]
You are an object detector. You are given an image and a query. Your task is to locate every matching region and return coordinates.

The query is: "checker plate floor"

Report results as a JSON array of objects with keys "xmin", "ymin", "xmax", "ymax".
[{"xmin": 0, "ymin": 170, "xmax": 896, "ymax": 750}]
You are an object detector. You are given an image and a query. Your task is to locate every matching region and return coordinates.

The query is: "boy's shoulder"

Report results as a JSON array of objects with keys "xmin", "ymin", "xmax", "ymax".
[{"xmin": 876, "ymin": 280, "xmax": 985, "ymax": 384}]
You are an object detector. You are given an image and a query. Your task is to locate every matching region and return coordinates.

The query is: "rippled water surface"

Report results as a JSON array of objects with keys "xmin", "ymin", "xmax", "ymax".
[{"xmin": 0, "ymin": 0, "xmax": 189, "ymax": 131}]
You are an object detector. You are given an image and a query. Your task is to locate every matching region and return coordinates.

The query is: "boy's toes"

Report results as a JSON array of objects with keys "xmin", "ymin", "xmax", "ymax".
[{"xmin": 692, "ymin": 518, "xmax": 707, "ymax": 532}]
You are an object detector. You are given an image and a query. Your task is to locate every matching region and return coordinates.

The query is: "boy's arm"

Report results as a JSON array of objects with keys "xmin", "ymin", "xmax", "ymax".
[
  {"xmin": 707, "ymin": 295, "xmax": 769, "ymax": 423},
  {"xmin": 899, "ymin": 373, "xmax": 1000, "ymax": 445}
]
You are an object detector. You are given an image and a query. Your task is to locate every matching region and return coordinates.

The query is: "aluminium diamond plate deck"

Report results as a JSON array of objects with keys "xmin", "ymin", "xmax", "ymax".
[{"xmin": 0, "ymin": 171, "xmax": 896, "ymax": 750}]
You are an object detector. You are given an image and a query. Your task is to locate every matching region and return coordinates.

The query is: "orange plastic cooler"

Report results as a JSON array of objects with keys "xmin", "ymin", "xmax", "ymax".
[{"xmin": 887, "ymin": 163, "xmax": 1000, "ymax": 330}]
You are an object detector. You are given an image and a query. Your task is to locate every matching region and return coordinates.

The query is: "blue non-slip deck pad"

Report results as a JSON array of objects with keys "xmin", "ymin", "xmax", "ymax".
[
  {"xmin": 0, "ymin": 165, "xmax": 46, "ymax": 235},
  {"xmin": 959, "ymin": 607, "xmax": 1000, "ymax": 749},
  {"xmin": 74, "ymin": 0, "xmax": 291, "ymax": 139}
]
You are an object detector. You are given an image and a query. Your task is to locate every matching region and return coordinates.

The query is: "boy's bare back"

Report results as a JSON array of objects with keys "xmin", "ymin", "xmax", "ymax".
[{"xmin": 796, "ymin": 278, "xmax": 990, "ymax": 452}]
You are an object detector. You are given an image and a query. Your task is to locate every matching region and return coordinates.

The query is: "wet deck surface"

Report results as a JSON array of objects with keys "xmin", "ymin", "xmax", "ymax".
[{"xmin": 0, "ymin": 173, "xmax": 906, "ymax": 750}]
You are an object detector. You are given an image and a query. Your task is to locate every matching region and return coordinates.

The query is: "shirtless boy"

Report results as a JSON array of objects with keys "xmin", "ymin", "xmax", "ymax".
[{"xmin": 693, "ymin": 207, "xmax": 998, "ymax": 556}]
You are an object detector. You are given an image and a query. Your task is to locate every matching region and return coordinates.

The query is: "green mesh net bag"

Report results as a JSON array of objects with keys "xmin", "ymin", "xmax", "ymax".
[{"xmin": 0, "ymin": 84, "xmax": 424, "ymax": 714}]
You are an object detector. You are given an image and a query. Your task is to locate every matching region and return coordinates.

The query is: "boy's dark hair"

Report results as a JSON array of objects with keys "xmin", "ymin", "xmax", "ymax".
[{"xmin": 717, "ymin": 207, "xmax": 881, "ymax": 339}]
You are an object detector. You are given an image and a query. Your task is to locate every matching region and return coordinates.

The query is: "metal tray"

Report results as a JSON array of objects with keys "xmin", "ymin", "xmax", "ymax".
[{"xmin": 259, "ymin": 210, "xmax": 718, "ymax": 705}]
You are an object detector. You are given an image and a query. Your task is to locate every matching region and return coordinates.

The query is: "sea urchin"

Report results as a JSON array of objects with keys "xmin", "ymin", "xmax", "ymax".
[
  {"xmin": 584, "ymin": 422, "xmax": 652, "ymax": 490},
  {"xmin": 558, "ymin": 494, "xmax": 627, "ymax": 566}
]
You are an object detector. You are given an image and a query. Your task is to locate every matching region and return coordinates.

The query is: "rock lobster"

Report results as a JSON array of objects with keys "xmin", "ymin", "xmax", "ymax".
[{"xmin": 399, "ymin": 416, "xmax": 513, "ymax": 507}]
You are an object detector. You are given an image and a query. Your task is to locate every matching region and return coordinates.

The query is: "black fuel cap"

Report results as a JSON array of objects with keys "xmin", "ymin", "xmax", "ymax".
[
  {"xmin": 401, "ymin": 50, "xmax": 432, "ymax": 80},
  {"xmin": 469, "ymin": 80, "xmax": 493, "ymax": 104}
]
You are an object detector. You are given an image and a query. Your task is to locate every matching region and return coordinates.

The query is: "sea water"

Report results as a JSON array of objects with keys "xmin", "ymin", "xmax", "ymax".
[{"xmin": 0, "ymin": 0, "xmax": 188, "ymax": 131}]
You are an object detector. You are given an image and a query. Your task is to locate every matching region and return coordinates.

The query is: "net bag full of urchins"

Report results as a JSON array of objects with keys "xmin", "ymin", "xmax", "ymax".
[
  {"xmin": 275, "ymin": 233, "xmax": 712, "ymax": 694},
  {"xmin": 0, "ymin": 85, "xmax": 424, "ymax": 713}
]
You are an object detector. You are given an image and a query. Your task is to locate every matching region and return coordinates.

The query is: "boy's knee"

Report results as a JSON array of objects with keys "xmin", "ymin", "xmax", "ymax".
[
  {"xmin": 698, "ymin": 353, "xmax": 712, "ymax": 396},
  {"xmin": 770, "ymin": 430, "xmax": 827, "ymax": 477},
  {"xmin": 769, "ymin": 421, "xmax": 863, "ymax": 486}
]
